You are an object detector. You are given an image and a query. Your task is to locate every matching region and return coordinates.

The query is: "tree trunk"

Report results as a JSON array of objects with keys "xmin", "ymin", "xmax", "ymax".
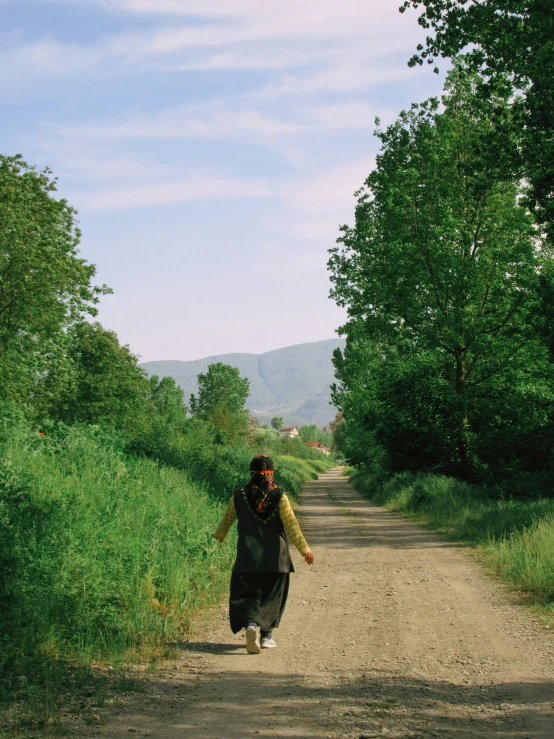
[{"xmin": 454, "ymin": 349, "xmax": 472, "ymax": 476}]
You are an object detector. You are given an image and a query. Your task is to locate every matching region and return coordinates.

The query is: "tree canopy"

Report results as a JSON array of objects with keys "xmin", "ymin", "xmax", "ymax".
[
  {"xmin": 329, "ymin": 66, "xmax": 554, "ymax": 477},
  {"xmin": 0, "ymin": 155, "xmax": 110, "ymax": 409},
  {"xmin": 190, "ymin": 362, "xmax": 250, "ymax": 443},
  {"xmin": 400, "ymin": 0, "xmax": 554, "ymax": 237},
  {"xmin": 0, "ymin": 156, "xmax": 108, "ymax": 347}
]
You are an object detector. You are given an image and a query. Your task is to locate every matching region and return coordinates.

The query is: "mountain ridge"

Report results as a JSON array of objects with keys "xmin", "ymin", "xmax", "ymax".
[{"xmin": 139, "ymin": 338, "xmax": 345, "ymax": 427}]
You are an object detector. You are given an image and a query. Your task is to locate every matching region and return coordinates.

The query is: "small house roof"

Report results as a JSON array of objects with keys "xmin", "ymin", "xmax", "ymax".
[
  {"xmin": 279, "ymin": 427, "xmax": 297, "ymax": 432},
  {"xmin": 305, "ymin": 441, "xmax": 320, "ymax": 448}
]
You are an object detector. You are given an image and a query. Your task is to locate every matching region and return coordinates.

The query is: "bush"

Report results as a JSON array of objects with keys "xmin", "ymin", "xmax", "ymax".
[{"xmin": 0, "ymin": 419, "xmax": 235, "ymax": 686}]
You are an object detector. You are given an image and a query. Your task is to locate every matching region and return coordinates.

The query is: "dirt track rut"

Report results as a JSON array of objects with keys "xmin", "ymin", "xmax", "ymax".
[{"xmin": 89, "ymin": 468, "xmax": 554, "ymax": 738}]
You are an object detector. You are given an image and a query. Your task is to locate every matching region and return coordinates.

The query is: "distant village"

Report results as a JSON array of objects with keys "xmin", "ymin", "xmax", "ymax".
[{"xmin": 278, "ymin": 426, "xmax": 332, "ymax": 455}]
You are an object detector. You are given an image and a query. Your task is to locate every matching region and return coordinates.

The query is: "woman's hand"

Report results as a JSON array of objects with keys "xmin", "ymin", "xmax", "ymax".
[{"xmin": 304, "ymin": 551, "xmax": 314, "ymax": 565}]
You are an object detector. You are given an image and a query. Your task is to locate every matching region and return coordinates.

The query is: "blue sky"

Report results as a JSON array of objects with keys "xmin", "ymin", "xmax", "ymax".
[{"xmin": 1, "ymin": 0, "xmax": 446, "ymax": 362}]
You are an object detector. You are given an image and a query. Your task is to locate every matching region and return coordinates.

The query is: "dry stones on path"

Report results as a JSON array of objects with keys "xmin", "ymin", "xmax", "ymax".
[{"xmin": 87, "ymin": 469, "xmax": 554, "ymax": 738}]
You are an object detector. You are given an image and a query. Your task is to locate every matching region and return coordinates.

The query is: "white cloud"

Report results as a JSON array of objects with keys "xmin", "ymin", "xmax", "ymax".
[
  {"xmin": 11, "ymin": 0, "xmax": 420, "ymax": 77},
  {"xmin": 257, "ymin": 61, "xmax": 421, "ymax": 99},
  {"xmin": 52, "ymin": 0, "xmax": 392, "ymax": 28},
  {"xmin": 51, "ymin": 99, "xmax": 380, "ymax": 151},
  {"xmin": 262, "ymin": 159, "xmax": 375, "ymax": 248},
  {"xmin": 9, "ymin": 0, "xmax": 438, "ymax": 362},
  {"xmin": 84, "ymin": 172, "xmax": 271, "ymax": 209}
]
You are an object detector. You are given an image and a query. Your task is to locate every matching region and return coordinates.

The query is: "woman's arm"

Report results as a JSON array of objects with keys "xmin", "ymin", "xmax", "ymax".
[
  {"xmin": 279, "ymin": 494, "xmax": 313, "ymax": 563},
  {"xmin": 211, "ymin": 498, "xmax": 237, "ymax": 542}
]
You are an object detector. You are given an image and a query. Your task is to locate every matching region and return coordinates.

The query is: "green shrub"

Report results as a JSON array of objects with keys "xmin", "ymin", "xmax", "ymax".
[{"xmin": 0, "ymin": 420, "xmax": 235, "ymax": 687}]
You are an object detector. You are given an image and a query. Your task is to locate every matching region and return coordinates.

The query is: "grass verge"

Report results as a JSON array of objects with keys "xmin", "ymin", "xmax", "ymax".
[
  {"xmin": 0, "ymin": 420, "xmax": 329, "ymax": 735},
  {"xmin": 349, "ymin": 470, "xmax": 554, "ymax": 626}
]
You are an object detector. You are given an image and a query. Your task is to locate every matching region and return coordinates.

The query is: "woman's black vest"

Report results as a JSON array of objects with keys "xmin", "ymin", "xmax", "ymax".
[{"xmin": 232, "ymin": 487, "xmax": 294, "ymax": 574}]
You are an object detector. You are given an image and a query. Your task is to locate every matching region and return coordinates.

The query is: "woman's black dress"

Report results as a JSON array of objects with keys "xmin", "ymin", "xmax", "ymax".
[{"xmin": 229, "ymin": 486, "xmax": 293, "ymax": 634}]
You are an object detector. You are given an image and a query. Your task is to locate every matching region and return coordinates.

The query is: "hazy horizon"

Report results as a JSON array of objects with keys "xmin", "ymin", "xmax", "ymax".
[{"xmin": 139, "ymin": 335, "xmax": 344, "ymax": 365}]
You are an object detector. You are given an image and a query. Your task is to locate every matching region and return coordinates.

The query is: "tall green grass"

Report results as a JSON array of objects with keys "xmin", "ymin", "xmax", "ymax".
[
  {"xmin": 0, "ymin": 416, "xmax": 330, "ymax": 718},
  {"xmin": 350, "ymin": 470, "xmax": 554, "ymax": 609},
  {"xmin": 274, "ymin": 455, "xmax": 334, "ymax": 496},
  {"xmin": 0, "ymin": 420, "xmax": 236, "ymax": 684},
  {"xmin": 135, "ymin": 426, "xmax": 334, "ymax": 505}
]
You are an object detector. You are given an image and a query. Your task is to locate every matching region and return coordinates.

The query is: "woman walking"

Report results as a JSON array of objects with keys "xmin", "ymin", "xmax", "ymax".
[{"xmin": 212, "ymin": 455, "xmax": 314, "ymax": 654}]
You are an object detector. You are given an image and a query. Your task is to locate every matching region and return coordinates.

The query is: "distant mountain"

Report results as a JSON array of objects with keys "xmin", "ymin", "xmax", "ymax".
[{"xmin": 139, "ymin": 338, "xmax": 346, "ymax": 427}]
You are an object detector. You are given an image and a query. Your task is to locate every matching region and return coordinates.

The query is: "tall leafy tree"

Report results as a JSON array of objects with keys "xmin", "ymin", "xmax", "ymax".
[
  {"xmin": 0, "ymin": 156, "xmax": 108, "ymax": 346},
  {"xmin": 400, "ymin": 0, "xmax": 554, "ymax": 237},
  {"xmin": 329, "ymin": 68, "xmax": 544, "ymax": 472},
  {"xmin": 129, "ymin": 374, "xmax": 189, "ymax": 460},
  {"xmin": 0, "ymin": 155, "xmax": 109, "ymax": 406},
  {"xmin": 190, "ymin": 363, "xmax": 250, "ymax": 443},
  {"xmin": 148, "ymin": 375, "xmax": 188, "ymax": 427},
  {"xmin": 57, "ymin": 322, "xmax": 150, "ymax": 431}
]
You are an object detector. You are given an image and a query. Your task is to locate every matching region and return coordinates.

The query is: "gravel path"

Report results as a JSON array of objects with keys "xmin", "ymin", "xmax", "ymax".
[{"xmin": 88, "ymin": 468, "xmax": 554, "ymax": 738}]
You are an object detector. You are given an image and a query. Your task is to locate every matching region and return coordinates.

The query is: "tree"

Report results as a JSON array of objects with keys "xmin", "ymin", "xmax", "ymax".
[
  {"xmin": 271, "ymin": 416, "xmax": 284, "ymax": 430},
  {"xmin": 190, "ymin": 363, "xmax": 250, "ymax": 443},
  {"xmin": 299, "ymin": 424, "xmax": 318, "ymax": 442},
  {"xmin": 148, "ymin": 375, "xmax": 188, "ymax": 428},
  {"xmin": 129, "ymin": 374, "xmax": 189, "ymax": 460},
  {"xmin": 329, "ymin": 67, "xmax": 544, "ymax": 473},
  {"xmin": 0, "ymin": 156, "xmax": 107, "ymax": 349},
  {"xmin": 400, "ymin": 0, "xmax": 554, "ymax": 237},
  {"xmin": 298, "ymin": 424, "xmax": 333, "ymax": 446},
  {"xmin": 56, "ymin": 322, "xmax": 150, "ymax": 431},
  {"xmin": 0, "ymin": 155, "xmax": 109, "ymax": 407}
]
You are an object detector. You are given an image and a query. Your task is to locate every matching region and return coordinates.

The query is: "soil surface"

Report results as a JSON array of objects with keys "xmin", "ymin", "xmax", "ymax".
[{"xmin": 86, "ymin": 468, "xmax": 554, "ymax": 738}]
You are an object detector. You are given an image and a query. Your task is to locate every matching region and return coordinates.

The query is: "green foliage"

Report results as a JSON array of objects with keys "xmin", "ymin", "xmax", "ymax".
[
  {"xmin": 190, "ymin": 362, "xmax": 249, "ymax": 418},
  {"xmin": 401, "ymin": 0, "xmax": 554, "ymax": 238},
  {"xmin": 273, "ymin": 456, "xmax": 319, "ymax": 496},
  {"xmin": 271, "ymin": 416, "xmax": 284, "ymax": 430},
  {"xmin": 190, "ymin": 362, "xmax": 250, "ymax": 443},
  {"xmin": 330, "ymin": 68, "xmax": 539, "ymax": 376},
  {"xmin": 0, "ymin": 156, "xmax": 110, "ymax": 408},
  {"xmin": 0, "ymin": 415, "xmax": 235, "ymax": 688},
  {"xmin": 53, "ymin": 322, "xmax": 151, "ymax": 431},
  {"xmin": 298, "ymin": 424, "xmax": 333, "ymax": 447},
  {"xmin": 129, "ymin": 375, "xmax": 190, "ymax": 463},
  {"xmin": 487, "ymin": 514, "xmax": 554, "ymax": 601},
  {"xmin": 351, "ymin": 469, "xmax": 554, "ymax": 604},
  {"xmin": 329, "ymin": 65, "xmax": 554, "ymax": 480}
]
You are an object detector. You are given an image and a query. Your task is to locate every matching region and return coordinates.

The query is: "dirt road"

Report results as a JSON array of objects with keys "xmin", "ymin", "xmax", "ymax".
[{"xmin": 89, "ymin": 469, "xmax": 554, "ymax": 738}]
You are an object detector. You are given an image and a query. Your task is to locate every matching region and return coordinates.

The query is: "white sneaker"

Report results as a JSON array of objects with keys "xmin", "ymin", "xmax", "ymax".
[
  {"xmin": 245, "ymin": 625, "xmax": 261, "ymax": 654},
  {"xmin": 260, "ymin": 636, "xmax": 277, "ymax": 649}
]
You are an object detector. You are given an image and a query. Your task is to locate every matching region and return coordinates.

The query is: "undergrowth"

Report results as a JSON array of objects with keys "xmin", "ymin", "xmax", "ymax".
[{"xmin": 0, "ymin": 417, "xmax": 330, "ymax": 735}]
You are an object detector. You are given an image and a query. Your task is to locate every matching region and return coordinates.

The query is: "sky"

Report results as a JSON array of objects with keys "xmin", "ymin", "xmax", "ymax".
[{"xmin": 1, "ymin": 0, "xmax": 446, "ymax": 362}]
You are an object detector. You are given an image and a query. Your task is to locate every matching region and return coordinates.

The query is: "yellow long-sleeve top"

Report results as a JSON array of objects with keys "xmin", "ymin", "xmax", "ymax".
[{"xmin": 212, "ymin": 493, "xmax": 311, "ymax": 556}]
